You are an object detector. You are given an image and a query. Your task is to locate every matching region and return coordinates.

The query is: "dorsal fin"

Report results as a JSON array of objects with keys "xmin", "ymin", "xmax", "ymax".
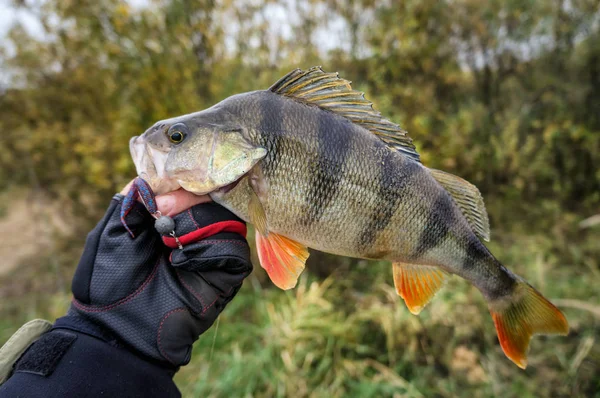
[
  {"xmin": 269, "ymin": 67, "xmax": 421, "ymax": 162},
  {"xmin": 429, "ymin": 168, "xmax": 491, "ymax": 241}
]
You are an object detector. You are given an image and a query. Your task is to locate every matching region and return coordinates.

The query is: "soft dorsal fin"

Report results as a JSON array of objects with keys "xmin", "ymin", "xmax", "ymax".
[
  {"xmin": 429, "ymin": 168, "xmax": 491, "ymax": 241},
  {"xmin": 269, "ymin": 67, "xmax": 421, "ymax": 162}
]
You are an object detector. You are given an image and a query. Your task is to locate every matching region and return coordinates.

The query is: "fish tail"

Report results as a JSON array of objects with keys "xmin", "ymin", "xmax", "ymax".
[{"xmin": 488, "ymin": 280, "xmax": 569, "ymax": 369}]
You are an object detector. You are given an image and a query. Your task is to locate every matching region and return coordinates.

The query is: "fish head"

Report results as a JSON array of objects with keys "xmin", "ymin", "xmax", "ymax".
[{"xmin": 130, "ymin": 113, "xmax": 266, "ymax": 195}]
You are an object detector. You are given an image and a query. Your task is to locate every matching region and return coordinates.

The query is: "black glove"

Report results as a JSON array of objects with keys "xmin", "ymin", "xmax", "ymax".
[{"xmin": 62, "ymin": 194, "xmax": 252, "ymax": 368}]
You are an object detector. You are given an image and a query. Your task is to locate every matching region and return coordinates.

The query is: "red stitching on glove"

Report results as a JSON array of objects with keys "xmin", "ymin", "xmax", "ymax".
[
  {"xmin": 198, "ymin": 270, "xmax": 249, "ymax": 315},
  {"xmin": 176, "ymin": 270, "xmax": 207, "ymax": 308},
  {"xmin": 199, "ymin": 239, "xmax": 248, "ymax": 247},
  {"xmin": 157, "ymin": 307, "xmax": 187, "ymax": 365},
  {"xmin": 156, "ymin": 274, "xmax": 248, "ymax": 365},
  {"xmin": 187, "ymin": 208, "xmax": 200, "ymax": 229},
  {"xmin": 71, "ymin": 258, "xmax": 161, "ymax": 312}
]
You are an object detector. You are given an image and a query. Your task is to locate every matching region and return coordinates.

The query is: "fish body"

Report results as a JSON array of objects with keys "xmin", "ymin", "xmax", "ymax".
[
  {"xmin": 130, "ymin": 67, "xmax": 568, "ymax": 368},
  {"xmin": 207, "ymin": 90, "xmax": 508, "ymax": 296}
]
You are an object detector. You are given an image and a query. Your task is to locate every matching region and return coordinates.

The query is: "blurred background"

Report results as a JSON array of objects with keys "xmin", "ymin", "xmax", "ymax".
[{"xmin": 0, "ymin": 0, "xmax": 599, "ymax": 396}]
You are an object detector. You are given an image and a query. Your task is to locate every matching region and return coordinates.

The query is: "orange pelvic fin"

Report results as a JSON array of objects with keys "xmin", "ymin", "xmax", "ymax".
[
  {"xmin": 256, "ymin": 232, "xmax": 309, "ymax": 290},
  {"xmin": 392, "ymin": 262, "xmax": 449, "ymax": 315},
  {"xmin": 489, "ymin": 282, "xmax": 569, "ymax": 369}
]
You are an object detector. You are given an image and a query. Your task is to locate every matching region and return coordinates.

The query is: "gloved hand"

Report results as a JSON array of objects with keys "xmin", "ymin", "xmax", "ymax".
[
  {"xmin": 61, "ymin": 192, "xmax": 253, "ymax": 368},
  {"xmin": 0, "ymin": 188, "xmax": 253, "ymax": 398}
]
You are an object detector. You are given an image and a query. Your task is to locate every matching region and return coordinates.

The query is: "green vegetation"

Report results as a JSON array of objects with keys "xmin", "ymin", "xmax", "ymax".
[{"xmin": 1, "ymin": 1, "xmax": 599, "ymax": 397}]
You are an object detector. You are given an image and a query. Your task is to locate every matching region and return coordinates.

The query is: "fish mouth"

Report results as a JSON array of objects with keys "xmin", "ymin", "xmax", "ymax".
[
  {"xmin": 129, "ymin": 135, "xmax": 245, "ymax": 196},
  {"xmin": 129, "ymin": 136, "xmax": 181, "ymax": 195},
  {"xmin": 215, "ymin": 179, "xmax": 241, "ymax": 194},
  {"xmin": 175, "ymin": 174, "xmax": 241, "ymax": 196}
]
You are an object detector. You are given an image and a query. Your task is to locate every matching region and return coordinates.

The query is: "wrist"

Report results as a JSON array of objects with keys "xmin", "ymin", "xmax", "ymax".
[{"xmin": 0, "ymin": 326, "xmax": 181, "ymax": 397}]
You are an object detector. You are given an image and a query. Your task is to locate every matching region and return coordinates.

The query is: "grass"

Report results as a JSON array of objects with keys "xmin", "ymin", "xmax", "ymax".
[{"xmin": 0, "ymin": 196, "xmax": 599, "ymax": 397}]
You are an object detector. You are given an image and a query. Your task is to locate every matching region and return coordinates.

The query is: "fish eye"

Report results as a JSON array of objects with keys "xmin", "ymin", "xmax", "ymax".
[
  {"xmin": 169, "ymin": 131, "xmax": 184, "ymax": 143},
  {"xmin": 167, "ymin": 124, "xmax": 187, "ymax": 144}
]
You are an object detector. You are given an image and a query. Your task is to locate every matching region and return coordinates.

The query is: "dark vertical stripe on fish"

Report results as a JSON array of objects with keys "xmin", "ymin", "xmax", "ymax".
[
  {"xmin": 357, "ymin": 149, "xmax": 417, "ymax": 254},
  {"xmin": 300, "ymin": 112, "xmax": 351, "ymax": 226},
  {"xmin": 412, "ymin": 191, "xmax": 454, "ymax": 258},
  {"xmin": 257, "ymin": 94, "xmax": 284, "ymax": 178},
  {"xmin": 463, "ymin": 237, "xmax": 516, "ymax": 299},
  {"xmin": 462, "ymin": 236, "xmax": 489, "ymax": 270}
]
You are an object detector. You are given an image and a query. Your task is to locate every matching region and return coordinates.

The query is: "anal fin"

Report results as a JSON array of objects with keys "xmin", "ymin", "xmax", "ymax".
[
  {"xmin": 256, "ymin": 232, "xmax": 309, "ymax": 290},
  {"xmin": 392, "ymin": 262, "xmax": 449, "ymax": 315}
]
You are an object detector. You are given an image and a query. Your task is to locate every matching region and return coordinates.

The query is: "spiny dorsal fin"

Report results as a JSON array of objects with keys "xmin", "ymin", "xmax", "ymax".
[
  {"xmin": 269, "ymin": 67, "xmax": 421, "ymax": 162},
  {"xmin": 429, "ymin": 168, "xmax": 491, "ymax": 241}
]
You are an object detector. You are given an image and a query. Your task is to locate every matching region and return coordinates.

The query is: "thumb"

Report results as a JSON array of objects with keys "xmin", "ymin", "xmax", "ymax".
[{"xmin": 156, "ymin": 189, "xmax": 212, "ymax": 217}]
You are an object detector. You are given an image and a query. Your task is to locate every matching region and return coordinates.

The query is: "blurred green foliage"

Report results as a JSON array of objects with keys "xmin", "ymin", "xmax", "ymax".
[
  {"xmin": 0, "ymin": 0, "xmax": 599, "ymax": 397},
  {"xmin": 1, "ymin": 0, "xmax": 599, "ymax": 217}
]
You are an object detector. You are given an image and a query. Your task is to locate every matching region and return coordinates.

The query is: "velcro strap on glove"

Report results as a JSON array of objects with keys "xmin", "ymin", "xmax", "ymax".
[
  {"xmin": 162, "ymin": 221, "xmax": 246, "ymax": 248},
  {"xmin": 0, "ymin": 319, "xmax": 53, "ymax": 384},
  {"xmin": 160, "ymin": 203, "xmax": 247, "ymax": 248}
]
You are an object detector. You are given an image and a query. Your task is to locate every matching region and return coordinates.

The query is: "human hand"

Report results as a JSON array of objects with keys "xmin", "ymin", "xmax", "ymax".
[
  {"xmin": 120, "ymin": 180, "xmax": 212, "ymax": 217},
  {"xmin": 62, "ymin": 184, "xmax": 252, "ymax": 368}
]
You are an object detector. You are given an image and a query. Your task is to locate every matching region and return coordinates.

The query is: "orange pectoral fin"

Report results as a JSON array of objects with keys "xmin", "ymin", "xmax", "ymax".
[
  {"xmin": 256, "ymin": 232, "xmax": 309, "ymax": 290},
  {"xmin": 392, "ymin": 262, "xmax": 449, "ymax": 315}
]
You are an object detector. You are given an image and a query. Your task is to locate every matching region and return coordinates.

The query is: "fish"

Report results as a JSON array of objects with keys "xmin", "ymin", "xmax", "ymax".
[{"xmin": 129, "ymin": 66, "xmax": 569, "ymax": 369}]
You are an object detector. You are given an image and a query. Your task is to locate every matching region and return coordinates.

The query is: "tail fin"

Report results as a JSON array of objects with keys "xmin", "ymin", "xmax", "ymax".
[{"xmin": 489, "ymin": 282, "xmax": 569, "ymax": 369}]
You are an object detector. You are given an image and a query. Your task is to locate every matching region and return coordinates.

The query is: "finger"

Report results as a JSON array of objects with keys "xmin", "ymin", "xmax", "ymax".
[
  {"xmin": 156, "ymin": 189, "xmax": 212, "ymax": 217},
  {"xmin": 120, "ymin": 179, "xmax": 135, "ymax": 195}
]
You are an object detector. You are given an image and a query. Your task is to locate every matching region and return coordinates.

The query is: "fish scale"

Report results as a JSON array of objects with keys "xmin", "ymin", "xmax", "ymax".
[{"xmin": 130, "ymin": 67, "xmax": 569, "ymax": 369}]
